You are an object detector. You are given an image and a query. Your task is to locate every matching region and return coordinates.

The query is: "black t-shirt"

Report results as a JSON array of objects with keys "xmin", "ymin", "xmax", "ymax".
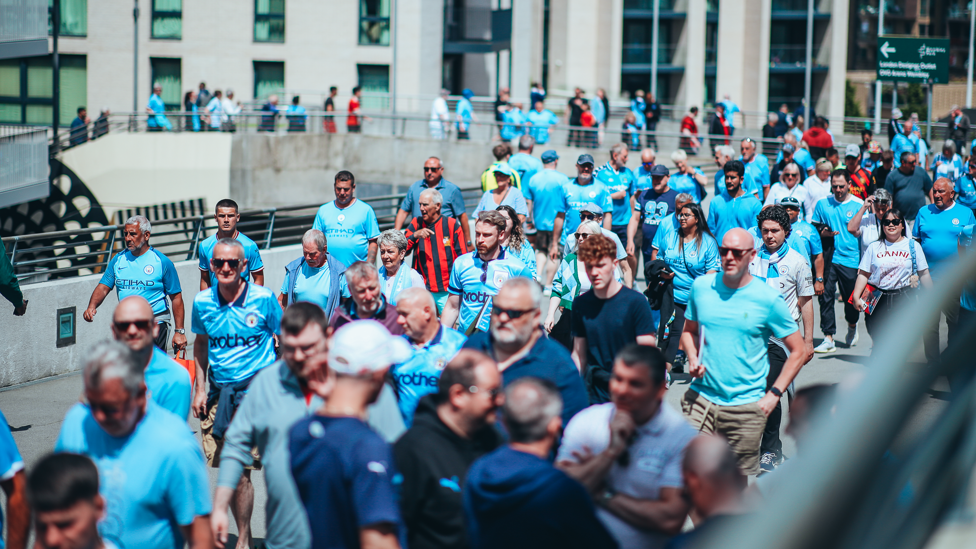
[
  {"xmin": 873, "ymin": 165, "xmax": 892, "ymax": 190},
  {"xmin": 571, "ymin": 286, "xmax": 655, "ymax": 373},
  {"xmin": 568, "ymin": 97, "xmax": 587, "ymax": 125},
  {"xmin": 495, "ymin": 97, "xmax": 508, "ymax": 122},
  {"xmin": 324, "ymin": 97, "xmax": 335, "ymax": 111}
]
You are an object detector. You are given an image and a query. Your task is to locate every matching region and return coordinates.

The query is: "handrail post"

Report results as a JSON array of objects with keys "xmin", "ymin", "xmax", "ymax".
[
  {"xmin": 105, "ymin": 227, "xmax": 117, "ymax": 270},
  {"xmin": 188, "ymin": 216, "xmax": 205, "ymax": 261},
  {"xmin": 264, "ymin": 209, "xmax": 277, "ymax": 250},
  {"xmin": 9, "ymin": 239, "xmax": 19, "ymax": 267}
]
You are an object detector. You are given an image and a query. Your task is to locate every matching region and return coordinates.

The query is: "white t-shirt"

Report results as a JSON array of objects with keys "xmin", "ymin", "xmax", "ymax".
[
  {"xmin": 557, "ymin": 403, "xmax": 697, "ymax": 549},
  {"xmin": 750, "ymin": 247, "xmax": 813, "ymax": 324},
  {"xmin": 858, "ymin": 237, "xmax": 928, "ymax": 290},
  {"xmin": 430, "ymin": 96, "xmax": 449, "ymax": 121},
  {"xmin": 382, "ymin": 267, "xmax": 425, "ymax": 302},
  {"xmin": 857, "ymin": 213, "xmax": 881, "ymax": 254},
  {"xmin": 764, "ymin": 182, "xmax": 816, "ymax": 221},
  {"xmin": 803, "ymin": 175, "xmax": 831, "ymax": 222}
]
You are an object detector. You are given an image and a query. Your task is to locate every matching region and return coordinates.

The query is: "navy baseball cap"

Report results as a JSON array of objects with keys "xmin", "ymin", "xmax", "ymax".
[
  {"xmin": 541, "ymin": 150, "xmax": 559, "ymax": 163},
  {"xmin": 650, "ymin": 164, "xmax": 669, "ymax": 177},
  {"xmin": 577, "ymin": 154, "xmax": 595, "ymax": 166}
]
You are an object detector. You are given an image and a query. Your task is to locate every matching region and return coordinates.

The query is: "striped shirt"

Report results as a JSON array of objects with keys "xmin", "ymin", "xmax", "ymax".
[{"xmin": 405, "ymin": 215, "xmax": 468, "ymax": 293}]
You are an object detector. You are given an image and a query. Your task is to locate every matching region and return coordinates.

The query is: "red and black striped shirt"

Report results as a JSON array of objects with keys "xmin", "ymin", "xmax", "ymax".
[{"xmin": 405, "ymin": 215, "xmax": 468, "ymax": 293}]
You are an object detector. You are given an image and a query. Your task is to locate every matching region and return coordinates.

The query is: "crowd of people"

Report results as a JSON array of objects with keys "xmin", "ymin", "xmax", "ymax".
[{"xmin": 5, "ymin": 101, "xmax": 976, "ymax": 549}]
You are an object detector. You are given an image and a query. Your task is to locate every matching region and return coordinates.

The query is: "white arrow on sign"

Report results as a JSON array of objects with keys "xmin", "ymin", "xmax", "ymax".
[{"xmin": 880, "ymin": 41, "xmax": 896, "ymax": 58}]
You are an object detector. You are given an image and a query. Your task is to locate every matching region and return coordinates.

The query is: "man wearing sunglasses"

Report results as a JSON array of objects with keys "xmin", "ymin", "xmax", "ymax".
[
  {"xmin": 558, "ymin": 344, "xmax": 695, "ymax": 548},
  {"xmin": 395, "ymin": 157, "xmax": 471, "ymax": 248},
  {"xmin": 394, "ymin": 350, "xmax": 503, "ymax": 549},
  {"xmin": 554, "ymin": 154, "xmax": 613, "ymax": 252},
  {"xmin": 84, "ymin": 215, "xmax": 186, "ymax": 354},
  {"xmin": 464, "ymin": 278, "xmax": 588, "ymax": 427},
  {"xmin": 55, "ymin": 341, "xmax": 212, "ymax": 549},
  {"xmin": 811, "ymin": 170, "xmax": 864, "ymax": 353},
  {"xmin": 886, "ymin": 152, "xmax": 934, "ymax": 231},
  {"xmin": 442, "ymin": 211, "xmax": 533, "ymax": 335},
  {"xmin": 112, "ymin": 296, "xmax": 191, "ymax": 419},
  {"xmin": 191, "ymin": 238, "xmax": 282, "ymax": 549},
  {"xmin": 679, "ymin": 228, "xmax": 805, "ymax": 476}
]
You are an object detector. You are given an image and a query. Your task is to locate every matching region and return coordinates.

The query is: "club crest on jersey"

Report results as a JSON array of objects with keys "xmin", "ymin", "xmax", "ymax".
[
  {"xmin": 143, "ymin": 265, "xmax": 154, "ymax": 275},
  {"xmin": 245, "ymin": 313, "xmax": 259, "ymax": 328},
  {"xmin": 953, "ymin": 218, "xmax": 960, "ymax": 225},
  {"xmin": 493, "ymin": 270, "xmax": 508, "ymax": 287},
  {"xmin": 337, "ymin": 214, "xmax": 346, "ymax": 223},
  {"xmin": 589, "ymin": 191, "xmax": 596, "ymax": 198}
]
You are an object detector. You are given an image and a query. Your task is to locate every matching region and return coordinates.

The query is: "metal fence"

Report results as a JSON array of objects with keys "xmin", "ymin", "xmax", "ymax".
[
  {"xmin": 0, "ymin": 125, "xmax": 49, "ymax": 208},
  {"xmin": 0, "ymin": 0, "xmax": 47, "ymax": 44},
  {"xmin": 2, "ymin": 186, "xmax": 483, "ymax": 283}
]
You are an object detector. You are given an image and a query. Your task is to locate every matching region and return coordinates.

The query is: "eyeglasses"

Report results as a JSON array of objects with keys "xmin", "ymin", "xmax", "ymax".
[
  {"xmin": 113, "ymin": 320, "xmax": 152, "ymax": 332},
  {"xmin": 468, "ymin": 385, "xmax": 502, "ymax": 398},
  {"xmin": 491, "ymin": 305, "xmax": 535, "ymax": 319},
  {"xmin": 881, "ymin": 219, "xmax": 904, "ymax": 227},
  {"xmin": 423, "ymin": 167, "xmax": 442, "ymax": 172},
  {"xmin": 211, "ymin": 258, "xmax": 241, "ymax": 269},
  {"xmin": 718, "ymin": 247, "xmax": 753, "ymax": 259}
]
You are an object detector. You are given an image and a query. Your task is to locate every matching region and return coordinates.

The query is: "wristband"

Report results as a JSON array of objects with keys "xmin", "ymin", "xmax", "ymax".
[{"xmin": 769, "ymin": 387, "xmax": 783, "ymax": 398}]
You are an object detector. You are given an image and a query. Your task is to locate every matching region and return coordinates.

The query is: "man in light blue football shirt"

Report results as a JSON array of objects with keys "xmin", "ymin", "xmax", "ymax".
[
  {"xmin": 312, "ymin": 170, "xmax": 381, "ymax": 267},
  {"xmin": 84, "ymin": 215, "xmax": 186, "ymax": 353},
  {"xmin": 112, "ymin": 296, "xmax": 191, "ymax": 419},
  {"xmin": 191, "ymin": 238, "xmax": 282, "ymax": 548},
  {"xmin": 912, "ymin": 178, "xmax": 976, "ymax": 368},
  {"xmin": 198, "ymin": 199, "xmax": 265, "ymax": 290},
  {"xmin": 525, "ymin": 150, "xmax": 570, "ymax": 286},
  {"xmin": 595, "ymin": 142, "xmax": 638, "ymax": 278},
  {"xmin": 55, "ymin": 341, "xmax": 212, "ymax": 549},
  {"xmin": 509, "ymin": 135, "xmax": 544, "ymax": 188},
  {"xmin": 707, "ymin": 160, "xmax": 762, "ymax": 243},
  {"xmin": 555, "ymin": 154, "xmax": 613, "ymax": 253},
  {"xmin": 0, "ymin": 408, "xmax": 27, "ymax": 549},
  {"xmin": 526, "ymin": 101, "xmax": 559, "ymax": 145},
  {"xmin": 739, "ymin": 138, "xmax": 770, "ymax": 201},
  {"xmin": 391, "ymin": 287, "xmax": 467, "ymax": 425},
  {"xmin": 812, "ymin": 170, "xmax": 864, "ymax": 353},
  {"xmin": 442, "ymin": 211, "xmax": 533, "ymax": 335}
]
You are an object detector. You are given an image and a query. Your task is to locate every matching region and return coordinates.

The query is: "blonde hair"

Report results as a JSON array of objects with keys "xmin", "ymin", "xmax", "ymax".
[{"xmin": 671, "ymin": 149, "xmax": 688, "ymax": 163}]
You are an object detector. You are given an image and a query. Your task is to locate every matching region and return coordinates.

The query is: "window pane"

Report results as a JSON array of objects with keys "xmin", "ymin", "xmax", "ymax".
[
  {"xmin": 0, "ymin": 61, "xmax": 20, "ymax": 97},
  {"xmin": 357, "ymin": 64, "xmax": 389, "ymax": 110},
  {"xmin": 254, "ymin": 62, "xmax": 284, "ymax": 100},
  {"xmin": 359, "ymin": 20, "xmax": 390, "ymax": 45},
  {"xmin": 360, "ymin": 0, "xmax": 389, "ymax": 17},
  {"xmin": 0, "ymin": 105, "xmax": 21, "ymax": 123},
  {"xmin": 151, "ymin": 58, "xmax": 182, "ymax": 110},
  {"xmin": 27, "ymin": 59, "xmax": 52, "ymax": 99},
  {"xmin": 60, "ymin": 56, "xmax": 87, "ymax": 125},
  {"xmin": 49, "ymin": 0, "xmax": 88, "ymax": 36},
  {"xmin": 152, "ymin": 0, "xmax": 182, "ymax": 40},
  {"xmin": 26, "ymin": 105, "xmax": 52, "ymax": 125}
]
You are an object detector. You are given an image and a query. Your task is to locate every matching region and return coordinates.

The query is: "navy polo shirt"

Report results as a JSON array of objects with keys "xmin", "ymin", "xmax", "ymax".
[{"xmin": 463, "ymin": 330, "xmax": 588, "ymax": 426}]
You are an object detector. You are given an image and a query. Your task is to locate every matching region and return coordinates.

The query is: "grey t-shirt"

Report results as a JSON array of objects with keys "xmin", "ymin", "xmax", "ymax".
[
  {"xmin": 557, "ymin": 402, "xmax": 697, "ymax": 549},
  {"xmin": 884, "ymin": 166, "xmax": 933, "ymax": 220}
]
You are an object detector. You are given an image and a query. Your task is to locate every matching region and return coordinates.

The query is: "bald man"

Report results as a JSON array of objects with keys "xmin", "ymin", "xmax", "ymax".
[
  {"xmin": 665, "ymin": 436, "xmax": 747, "ymax": 549},
  {"xmin": 112, "ymin": 296, "xmax": 192, "ymax": 418},
  {"xmin": 679, "ymin": 228, "xmax": 807, "ymax": 475}
]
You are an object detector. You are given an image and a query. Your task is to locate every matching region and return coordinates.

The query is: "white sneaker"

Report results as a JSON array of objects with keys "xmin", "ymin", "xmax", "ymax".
[
  {"xmin": 845, "ymin": 325, "xmax": 859, "ymax": 347},
  {"xmin": 814, "ymin": 339, "xmax": 836, "ymax": 353}
]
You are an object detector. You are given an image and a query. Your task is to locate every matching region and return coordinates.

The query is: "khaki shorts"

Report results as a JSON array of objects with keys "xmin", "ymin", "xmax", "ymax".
[
  {"xmin": 533, "ymin": 230, "xmax": 553, "ymax": 253},
  {"xmin": 681, "ymin": 389, "xmax": 766, "ymax": 475},
  {"xmin": 201, "ymin": 397, "xmax": 262, "ymax": 470}
]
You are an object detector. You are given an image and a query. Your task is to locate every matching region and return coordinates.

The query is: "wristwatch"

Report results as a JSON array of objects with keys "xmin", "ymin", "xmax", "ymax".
[
  {"xmin": 174, "ymin": 328, "xmax": 186, "ymax": 334},
  {"xmin": 769, "ymin": 387, "xmax": 783, "ymax": 398},
  {"xmin": 601, "ymin": 488, "xmax": 616, "ymax": 505},
  {"xmin": 815, "ymin": 277, "xmax": 824, "ymax": 283}
]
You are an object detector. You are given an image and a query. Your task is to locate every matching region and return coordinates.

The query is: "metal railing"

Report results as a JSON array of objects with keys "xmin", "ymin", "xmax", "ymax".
[
  {"xmin": 0, "ymin": 125, "xmax": 48, "ymax": 207},
  {"xmin": 769, "ymin": 45, "xmax": 825, "ymax": 67},
  {"xmin": 0, "ymin": 0, "xmax": 47, "ymax": 44},
  {"xmin": 2, "ymin": 186, "xmax": 483, "ymax": 283}
]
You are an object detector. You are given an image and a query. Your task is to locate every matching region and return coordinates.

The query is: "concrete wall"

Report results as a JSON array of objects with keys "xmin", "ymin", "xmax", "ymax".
[
  {"xmin": 61, "ymin": 132, "xmax": 232, "ymax": 223},
  {"xmin": 0, "ymin": 244, "xmax": 302, "ymax": 389}
]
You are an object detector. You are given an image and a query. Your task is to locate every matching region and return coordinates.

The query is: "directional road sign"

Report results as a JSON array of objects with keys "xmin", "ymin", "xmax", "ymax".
[{"xmin": 876, "ymin": 36, "xmax": 950, "ymax": 83}]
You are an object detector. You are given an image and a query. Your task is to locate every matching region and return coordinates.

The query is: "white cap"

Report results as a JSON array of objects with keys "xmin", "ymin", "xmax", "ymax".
[
  {"xmin": 328, "ymin": 320, "xmax": 412, "ymax": 376},
  {"xmin": 844, "ymin": 144, "xmax": 861, "ymax": 158}
]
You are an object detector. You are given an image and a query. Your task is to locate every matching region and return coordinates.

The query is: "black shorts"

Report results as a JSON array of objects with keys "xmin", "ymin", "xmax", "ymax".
[{"xmin": 533, "ymin": 230, "xmax": 553, "ymax": 252}]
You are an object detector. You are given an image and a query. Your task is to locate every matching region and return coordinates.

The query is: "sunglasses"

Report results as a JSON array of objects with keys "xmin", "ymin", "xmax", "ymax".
[
  {"xmin": 881, "ymin": 219, "xmax": 904, "ymax": 227},
  {"xmin": 468, "ymin": 385, "xmax": 502, "ymax": 398},
  {"xmin": 719, "ymin": 247, "xmax": 753, "ymax": 259},
  {"xmin": 580, "ymin": 212, "xmax": 599, "ymax": 221},
  {"xmin": 783, "ymin": 173, "xmax": 800, "ymax": 178},
  {"xmin": 423, "ymin": 167, "xmax": 442, "ymax": 172},
  {"xmin": 831, "ymin": 184, "xmax": 847, "ymax": 190},
  {"xmin": 576, "ymin": 232, "xmax": 591, "ymax": 240},
  {"xmin": 211, "ymin": 258, "xmax": 241, "ymax": 269},
  {"xmin": 113, "ymin": 320, "xmax": 152, "ymax": 332},
  {"xmin": 491, "ymin": 306, "xmax": 535, "ymax": 319},
  {"xmin": 784, "ymin": 206, "xmax": 801, "ymax": 211}
]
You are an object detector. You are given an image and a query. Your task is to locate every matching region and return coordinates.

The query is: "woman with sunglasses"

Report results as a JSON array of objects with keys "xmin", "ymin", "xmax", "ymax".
[
  {"xmin": 473, "ymin": 165, "xmax": 528, "ymax": 223},
  {"xmin": 496, "ymin": 205, "xmax": 538, "ymax": 281},
  {"xmin": 851, "ymin": 209, "xmax": 932, "ymax": 342},
  {"xmin": 847, "ymin": 188, "xmax": 893, "ymax": 254},
  {"xmin": 545, "ymin": 221, "xmax": 622, "ymax": 349},
  {"xmin": 650, "ymin": 202, "xmax": 720, "ymax": 368}
]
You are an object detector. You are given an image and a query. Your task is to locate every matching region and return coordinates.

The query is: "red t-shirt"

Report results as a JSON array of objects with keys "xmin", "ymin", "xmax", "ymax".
[
  {"xmin": 348, "ymin": 97, "xmax": 360, "ymax": 127},
  {"xmin": 580, "ymin": 111, "xmax": 595, "ymax": 128}
]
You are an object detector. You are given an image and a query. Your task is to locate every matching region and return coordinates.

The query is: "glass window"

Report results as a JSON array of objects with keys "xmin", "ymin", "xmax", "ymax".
[
  {"xmin": 0, "ymin": 55, "xmax": 86, "ymax": 126},
  {"xmin": 255, "ymin": 0, "xmax": 285, "ymax": 42},
  {"xmin": 152, "ymin": 0, "xmax": 182, "ymax": 39},
  {"xmin": 356, "ymin": 64, "xmax": 389, "ymax": 110},
  {"xmin": 150, "ymin": 58, "xmax": 182, "ymax": 110},
  {"xmin": 254, "ymin": 61, "xmax": 285, "ymax": 100},
  {"xmin": 359, "ymin": 0, "xmax": 390, "ymax": 45},
  {"xmin": 49, "ymin": 0, "xmax": 87, "ymax": 37}
]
